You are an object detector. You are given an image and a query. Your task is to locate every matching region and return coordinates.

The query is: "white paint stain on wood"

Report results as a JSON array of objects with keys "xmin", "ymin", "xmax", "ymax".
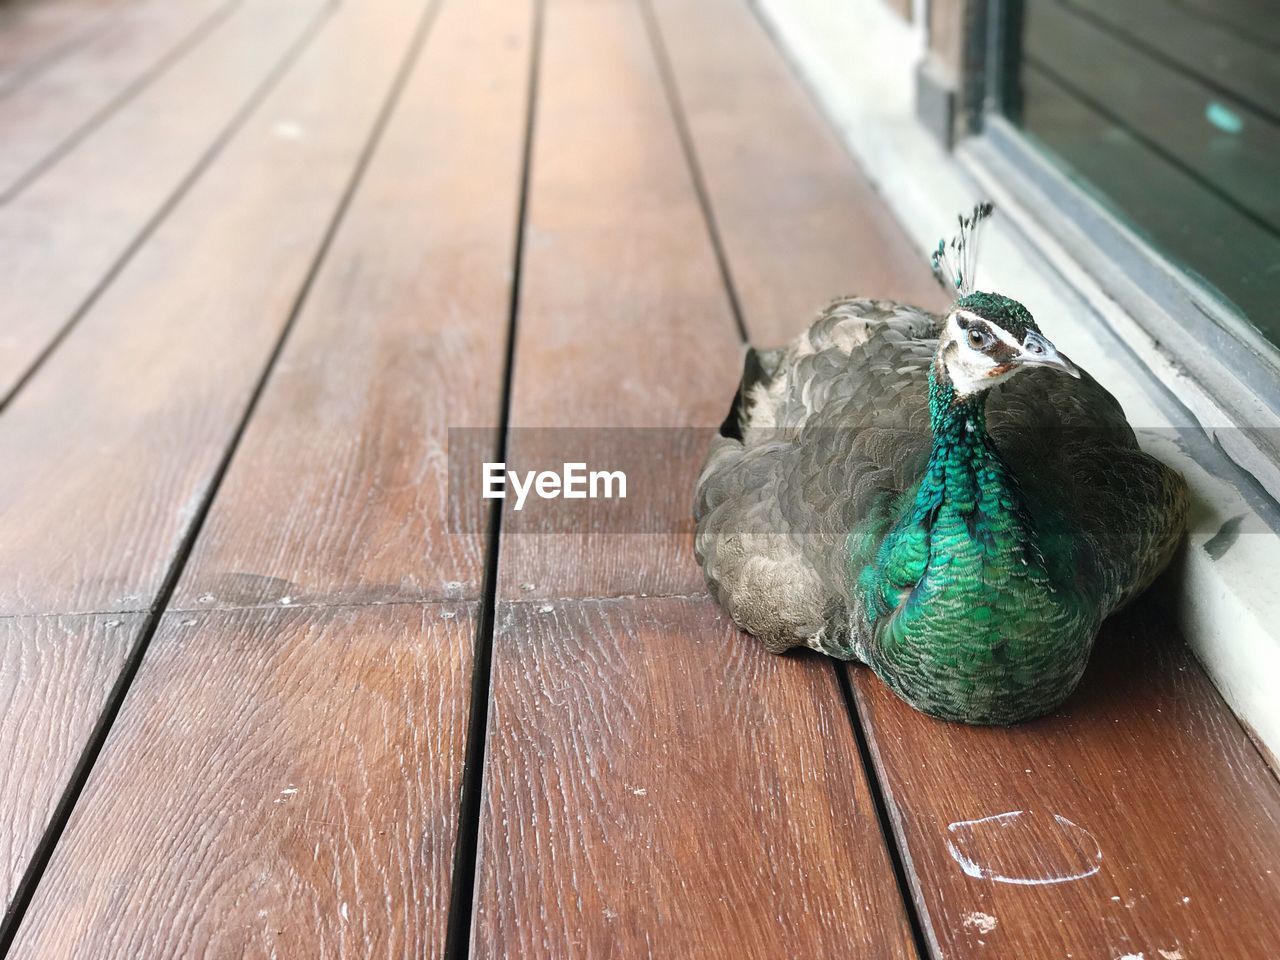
[
  {"xmin": 273, "ymin": 785, "xmax": 299, "ymax": 805},
  {"xmin": 273, "ymin": 120, "xmax": 305, "ymax": 140},
  {"xmin": 945, "ymin": 810, "xmax": 1103, "ymax": 885},
  {"xmin": 962, "ymin": 911, "xmax": 997, "ymax": 934}
]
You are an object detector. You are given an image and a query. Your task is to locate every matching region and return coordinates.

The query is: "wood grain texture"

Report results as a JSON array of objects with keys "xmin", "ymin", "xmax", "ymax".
[
  {"xmin": 0, "ymin": 0, "xmax": 125, "ymax": 92},
  {"xmin": 852, "ymin": 600, "xmax": 1280, "ymax": 958},
  {"xmin": 0, "ymin": 0, "xmax": 233, "ymax": 198},
  {"xmin": 477, "ymin": 10, "xmax": 918, "ymax": 954},
  {"xmin": 646, "ymin": 0, "xmax": 946, "ymax": 346},
  {"xmin": 1025, "ymin": 0, "xmax": 1280, "ymax": 232},
  {"xmin": 9, "ymin": 603, "xmax": 476, "ymax": 959},
  {"xmin": 0, "ymin": 0, "xmax": 430, "ymax": 617},
  {"xmin": 0, "ymin": 612, "xmax": 139, "ymax": 914},
  {"xmin": 170, "ymin": 0, "xmax": 535, "ymax": 611},
  {"xmin": 493, "ymin": 0, "xmax": 746, "ymax": 600},
  {"xmin": 473, "ymin": 598, "xmax": 919, "ymax": 960},
  {"xmin": 0, "ymin": 0, "xmax": 328, "ymax": 402}
]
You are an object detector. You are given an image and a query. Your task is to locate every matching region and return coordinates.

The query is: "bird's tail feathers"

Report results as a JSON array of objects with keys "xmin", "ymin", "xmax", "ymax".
[{"xmin": 719, "ymin": 345, "xmax": 776, "ymax": 440}]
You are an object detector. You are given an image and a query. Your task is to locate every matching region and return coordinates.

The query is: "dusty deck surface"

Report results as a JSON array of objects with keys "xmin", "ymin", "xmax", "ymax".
[{"xmin": 0, "ymin": 0, "xmax": 1278, "ymax": 957}]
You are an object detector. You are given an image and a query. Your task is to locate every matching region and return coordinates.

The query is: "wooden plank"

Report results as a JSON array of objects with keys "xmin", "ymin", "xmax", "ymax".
[
  {"xmin": 0, "ymin": 0, "xmax": 329, "ymax": 403},
  {"xmin": 1021, "ymin": 65, "xmax": 1280, "ymax": 336},
  {"xmin": 0, "ymin": 0, "xmax": 125, "ymax": 93},
  {"xmin": 645, "ymin": 0, "xmax": 946, "ymax": 346},
  {"xmin": 475, "ymin": 2, "xmax": 918, "ymax": 957},
  {"xmin": 6, "ymin": 0, "xmax": 532, "ymax": 949},
  {"xmin": 0, "ymin": 0, "xmax": 429, "ymax": 618},
  {"xmin": 1025, "ymin": 0, "xmax": 1280, "ymax": 233},
  {"xmin": 853, "ymin": 603, "xmax": 1280, "ymax": 958},
  {"xmin": 0, "ymin": 0, "xmax": 234, "ymax": 198},
  {"xmin": 9, "ymin": 602, "xmax": 476, "ymax": 958},
  {"xmin": 1066, "ymin": 0, "xmax": 1280, "ymax": 121},
  {"xmin": 473, "ymin": 599, "xmax": 920, "ymax": 960},
  {"xmin": 0, "ymin": 0, "xmax": 433, "ymax": 923},
  {"xmin": 169, "ymin": 0, "xmax": 533, "ymax": 610},
  {"xmin": 491, "ymin": 0, "xmax": 748, "ymax": 600},
  {"xmin": 0, "ymin": 612, "xmax": 139, "ymax": 912}
]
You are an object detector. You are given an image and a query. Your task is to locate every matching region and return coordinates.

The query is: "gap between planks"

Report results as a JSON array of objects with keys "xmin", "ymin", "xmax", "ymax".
[
  {"xmin": 468, "ymin": 0, "xmax": 921, "ymax": 957},
  {"xmin": 0, "ymin": 0, "xmax": 127, "ymax": 97},
  {"xmin": 0, "ymin": 0, "xmax": 337, "ymax": 411},
  {"xmin": 641, "ymin": 0, "xmax": 933, "ymax": 953},
  {"xmin": 441, "ymin": 0, "xmax": 543, "ymax": 954},
  {"xmin": 0, "ymin": 1, "xmax": 446, "ymax": 950},
  {"xmin": 0, "ymin": 0, "xmax": 243, "ymax": 205}
]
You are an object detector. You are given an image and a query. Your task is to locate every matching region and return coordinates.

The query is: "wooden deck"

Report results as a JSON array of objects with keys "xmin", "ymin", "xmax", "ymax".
[{"xmin": 0, "ymin": 0, "xmax": 1278, "ymax": 956}]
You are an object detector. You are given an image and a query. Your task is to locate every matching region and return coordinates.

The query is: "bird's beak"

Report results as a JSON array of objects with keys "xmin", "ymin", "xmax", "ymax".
[{"xmin": 1018, "ymin": 333, "xmax": 1081, "ymax": 379}]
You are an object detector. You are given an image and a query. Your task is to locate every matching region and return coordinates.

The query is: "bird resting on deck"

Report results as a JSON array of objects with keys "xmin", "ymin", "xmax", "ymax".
[{"xmin": 693, "ymin": 204, "xmax": 1187, "ymax": 724}]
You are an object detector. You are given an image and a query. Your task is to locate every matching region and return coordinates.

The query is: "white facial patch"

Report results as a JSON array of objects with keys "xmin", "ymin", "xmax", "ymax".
[{"xmin": 942, "ymin": 312, "xmax": 1020, "ymax": 396}]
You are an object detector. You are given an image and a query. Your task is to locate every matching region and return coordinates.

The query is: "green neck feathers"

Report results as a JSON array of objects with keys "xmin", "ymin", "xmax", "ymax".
[{"xmin": 852, "ymin": 363, "xmax": 1095, "ymax": 724}]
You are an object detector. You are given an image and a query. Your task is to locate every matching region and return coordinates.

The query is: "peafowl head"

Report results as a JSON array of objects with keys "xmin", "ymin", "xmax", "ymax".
[
  {"xmin": 930, "ymin": 203, "xmax": 1079, "ymax": 399},
  {"xmin": 937, "ymin": 291, "xmax": 1079, "ymax": 398}
]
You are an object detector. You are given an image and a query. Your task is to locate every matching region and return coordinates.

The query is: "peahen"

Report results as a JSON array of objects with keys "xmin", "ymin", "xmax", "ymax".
[{"xmin": 693, "ymin": 204, "xmax": 1187, "ymax": 724}]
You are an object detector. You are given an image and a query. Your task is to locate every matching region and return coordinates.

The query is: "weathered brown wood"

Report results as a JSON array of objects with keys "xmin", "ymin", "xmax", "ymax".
[
  {"xmin": 6, "ymin": 1, "xmax": 531, "ymax": 950},
  {"xmin": 0, "ymin": 612, "xmax": 139, "ymax": 912},
  {"xmin": 1025, "ymin": 0, "xmax": 1280, "ymax": 233},
  {"xmin": 0, "ymin": 0, "xmax": 429, "ymax": 617},
  {"xmin": 9, "ymin": 603, "xmax": 476, "ymax": 958},
  {"xmin": 0, "ymin": 0, "xmax": 233, "ymax": 198},
  {"xmin": 0, "ymin": 0, "xmax": 330, "ymax": 402},
  {"xmin": 492, "ymin": 0, "xmax": 746, "ymax": 600},
  {"xmin": 0, "ymin": 0, "xmax": 434, "ymax": 924},
  {"xmin": 1021, "ymin": 65, "xmax": 1280, "ymax": 333},
  {"xmin": 474, "ymin": 598, "xmax": 919, "ymax": 960},
  {"xmin": 0, "ymin": 0, "xmax": 125, "ymax": 92},
  {"xmin": 852, "ymin": 602, "xmax": 1280, "ymax": 957},
  {"xmin": 646, "ymin": 0, "xmax": 946, "ymax": 346},
  {"xmin": 169, "ymin": 0, "xmax": 534, "ymax": 611},
  {"xmin": 475, "ymin": 2, "xmax": 918, "ymax": 956}
]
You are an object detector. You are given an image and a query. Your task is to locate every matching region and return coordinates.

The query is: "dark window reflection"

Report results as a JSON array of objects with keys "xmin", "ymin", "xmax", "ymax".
[{"xmin": 1003, "ymin": 0, "xmax": 1280, "ymax": 344}]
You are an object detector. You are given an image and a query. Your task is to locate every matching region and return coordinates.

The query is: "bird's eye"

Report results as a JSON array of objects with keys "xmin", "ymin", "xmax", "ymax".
[
  {"xmin": 1025, "ymin": 338, "xmax": 1045, "ymax": 355},
  {"xmin": 966, "ymin": 327, "xmax": 988, "ymax": 350}
]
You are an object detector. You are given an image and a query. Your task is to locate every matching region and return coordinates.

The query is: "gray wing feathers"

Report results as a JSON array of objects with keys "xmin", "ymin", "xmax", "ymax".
[
  {"xmin": 694, "ymin": 294, "xmax": 1185, "ymax": 656},
  {"xmin": 985, "ymin": 370, "xmax": 1187, "ymax": 612},
  {"xmin": 695, "ymin": 298, "xmax": 941, "ymax": 655}
]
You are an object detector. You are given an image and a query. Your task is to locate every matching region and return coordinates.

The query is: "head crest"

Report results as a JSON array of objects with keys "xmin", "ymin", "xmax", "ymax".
[{"xmin": 930, "ymin": 202, "xmax": 994, "ymax": 297}]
